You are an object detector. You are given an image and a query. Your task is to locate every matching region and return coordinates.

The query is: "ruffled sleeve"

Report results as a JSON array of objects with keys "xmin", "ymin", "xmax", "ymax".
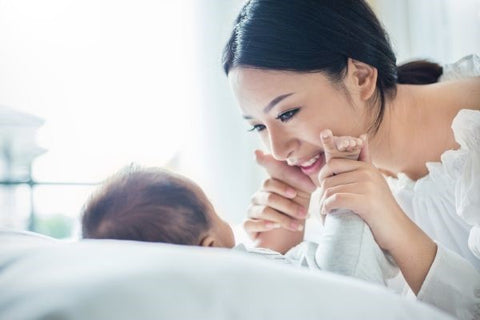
[
  {"xmin": 418, "ymin": 244, "xmax": 480, "ymax": 320},
  {"xmin": 453, "ymin": 109, "xmax": 480, "ymax": 259},
  {"xmin": 440, "ymin": 54, "xmax": 480, "ymax": 81}
]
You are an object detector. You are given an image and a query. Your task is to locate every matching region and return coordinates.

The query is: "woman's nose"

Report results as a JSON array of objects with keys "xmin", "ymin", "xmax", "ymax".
[{"xmin": 267, "ymin": 129, "xmax": 295, "ymax": 161}]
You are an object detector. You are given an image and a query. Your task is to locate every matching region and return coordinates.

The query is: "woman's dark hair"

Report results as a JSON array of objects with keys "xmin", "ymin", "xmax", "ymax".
[
  {"xmin": 222, "ymin": 0, "xmax": 443, "ymax": 133},
  {"xmin": 82, "ymin": 166, "xmax": 211, "ymax": 245}
]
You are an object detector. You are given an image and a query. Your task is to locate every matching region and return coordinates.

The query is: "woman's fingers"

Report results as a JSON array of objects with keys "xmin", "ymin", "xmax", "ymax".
[
  {"xmin": 319, "ymin": 183, "xmax": 361, "ymax": 216},
  {"xmin": 255, "ymin": 150, "xmax": 316, "ymax": 193},
  {"xmin": 243, "ymin": 219, "xmax": 279, "ymax": 239},
  {"xmin": 261, "ymin": 177, "xmax": 311, "ymax": 210},
  {"xmin": 319, "ymin": 180, "xmax": 377, "ymax": 220},
  {"xmin": 318, "ymin": 157, "xmax": 367, "ymax": 181},
  {"xmin": 248, "ymin": 204, "xmax": 304, "ymax": 231},
  {"xmin": 319, "ymin": 168, "xmax": 370, "ymax": 192},
  {"xmin": 261, "ymin": 178, "xmax": 297, "ymax": 199},
  {"xmin": 244, "ymin": 176, "xmax": 311, "ymax": 235},
  {"xmin": 322, "ymin": 192, "xmax": 365, "ymax": 217},
  {"xmin": 252, "ymin": 191, "xmax": 307, "ymax": 219}
]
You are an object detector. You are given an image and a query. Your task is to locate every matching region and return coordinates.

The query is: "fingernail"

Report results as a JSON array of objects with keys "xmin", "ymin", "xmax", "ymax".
[
  {"xmin": 321, "ymin": 129, "xmax": 332, "ymax": 139},
  {"xmin": 286, "ymin": 188, "xmax": 296, "ymax": 198},
  {"xmin": 290, "ymin": 222, "xmax": 303, "ymax": 231}
]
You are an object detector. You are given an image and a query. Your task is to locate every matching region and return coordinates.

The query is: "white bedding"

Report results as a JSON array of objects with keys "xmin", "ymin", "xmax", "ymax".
[{"xmin": 0, "ymin": 230, "xmax": 454, "ymax": 320}]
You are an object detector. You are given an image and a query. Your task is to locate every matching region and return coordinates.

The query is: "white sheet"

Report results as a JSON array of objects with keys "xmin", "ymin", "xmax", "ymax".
[{"xmin": 0, "ymin": 230, "xmax": 454, "ymax": 320}]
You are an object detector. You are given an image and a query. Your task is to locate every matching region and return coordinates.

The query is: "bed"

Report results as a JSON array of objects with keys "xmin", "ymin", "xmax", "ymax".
[{"xmin": 0, "ymin": 229, "xmax": 454, "ymax": 320}]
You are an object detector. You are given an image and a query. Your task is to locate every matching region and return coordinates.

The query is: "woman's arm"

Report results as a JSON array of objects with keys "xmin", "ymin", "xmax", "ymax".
[
  {"xmin": 416, "ymin": 243, "xmax": 480, "ymax": 319},
  {"xmin": 318, "ymin": 136, "xmax": 480, "ymax": 319},
  {"xmin": 383, "ymin": 206, "xmax": 437, "ymax": 294}
]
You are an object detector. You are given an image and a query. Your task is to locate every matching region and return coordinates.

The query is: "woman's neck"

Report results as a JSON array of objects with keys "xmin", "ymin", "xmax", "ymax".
[{"xmin": 368, "ymin": 83, "xmax": 460, "ymax": 180}]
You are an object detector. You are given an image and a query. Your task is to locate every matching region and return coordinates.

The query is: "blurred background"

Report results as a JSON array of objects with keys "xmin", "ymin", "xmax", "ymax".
[{"xmin": 0, "ymin": 0, "xmax": 479, "ymax": 239}]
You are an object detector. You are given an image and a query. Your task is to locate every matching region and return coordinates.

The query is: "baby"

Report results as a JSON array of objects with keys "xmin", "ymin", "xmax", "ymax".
[
  {"xmin": 82, "ymin": 132, "xmax": 397, "ymax": 285},
  {"xmin": 81, "ymin": 166, "xmax": 236, "ymax": 248}
]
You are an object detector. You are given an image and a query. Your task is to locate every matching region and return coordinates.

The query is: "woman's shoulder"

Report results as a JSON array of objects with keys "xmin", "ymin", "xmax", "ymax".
[{"xmin": 440, "ymin": 54, "xmax": 480, "ymax": 81}]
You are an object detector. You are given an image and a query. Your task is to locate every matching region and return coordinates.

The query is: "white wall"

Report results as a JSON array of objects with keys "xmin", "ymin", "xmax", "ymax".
[
  {"xmin": 0, "ymin": 0, "xmax": 264, "ymax": 228},
  {"xmin": 373, "ymin": 0, "xmax": 480, "ymax": 64},
  {"xmin": 3, "ymin": 0, "xmax": 477, "ymax": 231},
  {"xmin": 179, "ymin": 0, "xmax": 264, "ymax": 224}
]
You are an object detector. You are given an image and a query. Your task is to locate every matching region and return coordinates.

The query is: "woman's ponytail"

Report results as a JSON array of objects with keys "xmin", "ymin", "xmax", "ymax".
[{"xmin": 396, "ymin": 60, "xmax": 443, "ymax": 84}]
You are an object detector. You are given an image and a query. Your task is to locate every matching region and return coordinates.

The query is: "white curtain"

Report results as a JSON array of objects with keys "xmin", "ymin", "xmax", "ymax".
[
  {"xmin": 0, "ymin": 0, "xmax": 262, "ymax": 228},
  {"xmin": 372, "ymin": 0, "xmax": 480, "ymax": 64},
  {"xmin": 178, "ymin": 0, "xmax": 264, "ymax": 224}
]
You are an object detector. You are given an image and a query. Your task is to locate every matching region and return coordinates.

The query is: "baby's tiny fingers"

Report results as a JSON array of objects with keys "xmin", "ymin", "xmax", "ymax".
[
  {"xmin": 320, "ymin": 129, "xmax": 336, "ymax": 151},
  {"xmin": 349, "ymin": 138, "xmax": 363, "ymax": 149}
]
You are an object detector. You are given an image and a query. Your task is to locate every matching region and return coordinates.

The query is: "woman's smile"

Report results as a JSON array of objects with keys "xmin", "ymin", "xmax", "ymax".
[{"xmin": 288, "ymin": 152, "xmax": 325, "ymax": 177}]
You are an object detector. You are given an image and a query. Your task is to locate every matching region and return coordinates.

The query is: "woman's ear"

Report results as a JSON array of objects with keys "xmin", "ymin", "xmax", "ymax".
[
  {"xmin": 199, "ymin": 234, "xmax": 216, "ymax": 247},
  {"xmin": 345, "ymin": 58, "xmax": 378, "ymax": 101}
]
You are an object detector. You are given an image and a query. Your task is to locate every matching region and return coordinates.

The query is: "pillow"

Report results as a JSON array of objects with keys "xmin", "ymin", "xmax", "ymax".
[{"xmin": 0, "ymin": 230, "xmax": 454, "ymax": 320}]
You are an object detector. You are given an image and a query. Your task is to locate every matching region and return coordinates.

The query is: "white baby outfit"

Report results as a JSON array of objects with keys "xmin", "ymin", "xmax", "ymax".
[
  {"xmin": 234, "ymin": 232, "xmax": 396, "ymax": 287},
  {"xmin": 235, "ymin": 209, "xmax": 398, "ymax": 287}
]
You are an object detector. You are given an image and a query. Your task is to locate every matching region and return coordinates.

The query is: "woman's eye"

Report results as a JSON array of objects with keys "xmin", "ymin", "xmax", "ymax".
[
  {"xmin": 248, "ymin": 124, "xmax": 266, "ymax": 132},
  {"xmin": 276, "ymin": 108, "xmax": 300, "ymax": 122}
]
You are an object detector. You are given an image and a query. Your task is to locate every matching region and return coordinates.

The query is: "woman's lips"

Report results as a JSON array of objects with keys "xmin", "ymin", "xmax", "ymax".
[{"xmin": 298, "ymin": 153, "xmax": 325, "ymax": 176}]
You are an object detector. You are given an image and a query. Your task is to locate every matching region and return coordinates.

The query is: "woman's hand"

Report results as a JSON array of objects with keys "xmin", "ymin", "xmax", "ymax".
[
  {"xmin": 318, "ymin": 157, "xmax": 404, "ymax": 250},
  {"xmin": 244, "ymin": 150, "xmax": 316, "ymax": 253},
  {"xmin": 246, "ymin": 176, "xmax": 312, "ymax": 234},
  {"xmin": 318, "ymin": 134, "xmax": 437, "ymax": 294},
  {"xmin": 317, "ymin": 135, "xmax": 405, "ymax": 250}
]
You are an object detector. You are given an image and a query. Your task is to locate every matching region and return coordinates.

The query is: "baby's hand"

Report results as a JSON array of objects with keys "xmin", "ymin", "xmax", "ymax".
[{"xmin": 321, "ymin": 129, "xmax": 363, "ymax": 162}]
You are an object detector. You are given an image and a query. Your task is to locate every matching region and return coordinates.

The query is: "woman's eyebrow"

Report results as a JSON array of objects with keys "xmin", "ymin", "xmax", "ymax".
[
  {"xmin": 242, "ymin": 92, "xmax": 295, "ymax": 120},
  {"xmin": 263, "ymin": 92, "xmax": 295, "ymax": 113}
]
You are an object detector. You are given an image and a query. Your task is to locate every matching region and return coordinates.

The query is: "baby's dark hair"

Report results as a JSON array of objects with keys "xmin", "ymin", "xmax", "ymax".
[{"xmin": 81, "ymin": 166, "xmax": 211, "ymax": 245}]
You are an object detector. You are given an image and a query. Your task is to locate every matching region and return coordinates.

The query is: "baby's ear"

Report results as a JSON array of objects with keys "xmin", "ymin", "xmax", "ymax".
[{"xmin": 199, "ymin": 234, "xmax": 216, "ymax": 247}]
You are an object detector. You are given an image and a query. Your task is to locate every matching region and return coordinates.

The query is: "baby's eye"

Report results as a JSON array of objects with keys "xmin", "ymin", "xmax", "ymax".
[
  {"xmin": 276, "ymin": 108, "xmax": 300, "ymax": 123},
  {"xmin": 248, "ymin": 124, "xmax": 266, "ymax": 132}
]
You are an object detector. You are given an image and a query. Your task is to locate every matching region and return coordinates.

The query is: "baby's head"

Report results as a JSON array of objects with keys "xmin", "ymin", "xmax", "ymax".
[{"xmin": 81, "ymin": 166, "xmax": 235, "ymax": 248}]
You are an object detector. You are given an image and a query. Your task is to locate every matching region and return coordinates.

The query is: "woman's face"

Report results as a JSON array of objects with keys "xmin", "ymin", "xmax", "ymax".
[{"xmin": 229, "ymin": 67, "xmax": 369, "ymax": 185}]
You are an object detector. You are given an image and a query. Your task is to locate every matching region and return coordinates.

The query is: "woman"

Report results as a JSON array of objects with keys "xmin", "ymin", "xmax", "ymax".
[{"xmin": 222, "ymin": 1, "xmax": 480, "ymax": 319}]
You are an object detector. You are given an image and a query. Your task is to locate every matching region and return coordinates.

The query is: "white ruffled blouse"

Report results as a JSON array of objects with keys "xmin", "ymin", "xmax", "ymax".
[
  {"xmin": 387, "ymin": 108, "xmax": 480, "ymax": 269},
  {"xmin": 386, "ymin": 54, "xmax": 480, "ymax": 320}
]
